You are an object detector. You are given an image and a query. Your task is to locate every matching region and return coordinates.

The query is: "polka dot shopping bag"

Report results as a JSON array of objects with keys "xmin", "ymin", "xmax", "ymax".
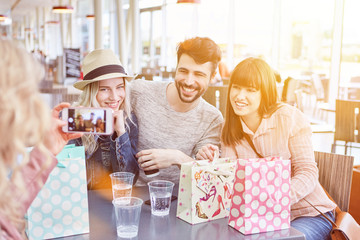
[
  {"xmin": 27, "ymin": 144, "xmax": 89, "ymax": 240},
  {"xmin": 228, "ymin": 157, "xmax": 291, "ymax": 235}
]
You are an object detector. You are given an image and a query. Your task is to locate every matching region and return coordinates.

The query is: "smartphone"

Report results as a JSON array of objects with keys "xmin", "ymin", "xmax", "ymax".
[{"xmin": 61, "ymin": 107, "xmax": 113, "ymax": 135}]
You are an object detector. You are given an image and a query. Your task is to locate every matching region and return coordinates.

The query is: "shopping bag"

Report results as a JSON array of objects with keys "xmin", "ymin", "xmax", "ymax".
[
  {"xmin": 228, "ymin": 157, "xmax": 291, "ymax": 235},
  {"xmin": 27, "ymin": 144, "xmax": 89, "ymax": 239},
  {"xmin": 176, "ymin": 158, "xmax": 236, "ymax": 224}
]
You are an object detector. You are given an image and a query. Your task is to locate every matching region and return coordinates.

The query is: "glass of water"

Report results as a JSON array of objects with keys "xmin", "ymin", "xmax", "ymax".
[
  {"xmin": 147, "ymin": 180, "xmax": 174, "ymax": 216},
  {"xmin": 113, "ymin": 197, "xmax": 143, "ymax": 238},
  {"xmin": 109, "ymin": 172, "xmax": 134, "ymax": 200}
]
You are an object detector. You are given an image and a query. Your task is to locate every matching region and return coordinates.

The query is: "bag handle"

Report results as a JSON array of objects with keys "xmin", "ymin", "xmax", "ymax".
[
  {"xmin": 304, "ymin": 182, "xmax": 350, "ymax": 229},
  {"xmin": 244, "ymin": 133, "xmax": 264, "ymax": 158},
  {"xmin": 206, "ymin": 169, "xmax": 233, "ymax": 177},
  {"xmin": 303, "ymin": 197, "xmax": 338, "ymax": 228}
]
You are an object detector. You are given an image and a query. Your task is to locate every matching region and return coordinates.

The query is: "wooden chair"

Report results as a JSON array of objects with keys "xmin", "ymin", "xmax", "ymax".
[
  {"xmin": 349, "ymin": 165, "xmax": 360, "ymax": 223},
  {"xmin": 281, "ymin": 77, "xmax": 300, "ymax": 106},
  {"xmin": 135, "ymin": 74, "xmax": 153, "ymax": 81},
  {"xmin": 348, "ymin": 76, "xmax": 360, "ymax": 100},
  {"xmin": 314, "ymin": 151, "xmax": 354, "ymax": 211},
  {"xmin": 62, "ymin": 93, "xmax": 81, "ymax": 106},
  {"xmin": 40, "ymin": 87, "xmax": 68, "ymax": 108},
  {"xmin": 310, "ymin": 75, "xmax": 333, "ymax": 122},
  {"xmin": 331, "ymin": 99, "xmax": 360, "ymax": 154},
  {"xmin": 202, "ymin": 85, "xmax": 228, "ymax": 117},
  {"xmin": 294, "ymin": 89, "xmax": 304, "ymax": 112}
]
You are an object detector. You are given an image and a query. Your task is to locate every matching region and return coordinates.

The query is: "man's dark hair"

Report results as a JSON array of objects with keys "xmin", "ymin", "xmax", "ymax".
[{"xmin": 177, "ymin": 37, "xmax": 221, "ymax": 75}]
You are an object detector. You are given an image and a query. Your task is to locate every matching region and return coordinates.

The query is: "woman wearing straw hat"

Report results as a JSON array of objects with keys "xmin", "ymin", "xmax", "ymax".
[{"xmin": 71, "ymin": 49, "xmax": 139, "ymax": 189}]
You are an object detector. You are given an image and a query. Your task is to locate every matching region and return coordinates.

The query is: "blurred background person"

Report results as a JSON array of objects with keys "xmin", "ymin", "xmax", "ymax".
[
  {"xmin": 95, "ymin": 117, "xmax": 105, "ymax": 133},
  {"xmin": 75, "ymin": 114, "xmax": 86, "ymax": 131},
  {"xmin": 84, "ymin": 112, "xmax": 96, "ymax": 132}
]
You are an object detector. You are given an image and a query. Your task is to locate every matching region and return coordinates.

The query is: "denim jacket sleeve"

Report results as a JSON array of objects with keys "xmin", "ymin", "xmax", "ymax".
[{"xmin": 111, "ymin": 113, "xmax": 140, "ymax": 183}]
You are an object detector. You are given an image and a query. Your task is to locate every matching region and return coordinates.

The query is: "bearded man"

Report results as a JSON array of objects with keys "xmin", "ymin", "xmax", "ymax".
[{"xmin": 128, "ymin": 37, "xmax": 223, "ymax": 186}]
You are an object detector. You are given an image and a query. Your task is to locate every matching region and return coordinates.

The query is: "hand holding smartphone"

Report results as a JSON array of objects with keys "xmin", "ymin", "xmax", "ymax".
[{"xmin": 61, "ymin": 107, "xmax": 113, "ymax": 135}]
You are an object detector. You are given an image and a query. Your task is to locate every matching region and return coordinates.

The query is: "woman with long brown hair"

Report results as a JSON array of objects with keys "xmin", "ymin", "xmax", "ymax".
[{"xmin": 197, "ymin": 57, "xmax": 336, "ymax": 240}]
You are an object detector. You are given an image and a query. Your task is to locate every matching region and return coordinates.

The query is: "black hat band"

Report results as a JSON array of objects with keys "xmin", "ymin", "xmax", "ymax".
[{"xmin": 83, "ymin": 65, "xmax": 127, "ymax": 80}]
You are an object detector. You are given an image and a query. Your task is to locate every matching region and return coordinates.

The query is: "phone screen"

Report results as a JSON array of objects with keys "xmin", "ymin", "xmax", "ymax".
[{"xmin": 67, "ymin": 108, "xmax": 108, "ymax": 133}]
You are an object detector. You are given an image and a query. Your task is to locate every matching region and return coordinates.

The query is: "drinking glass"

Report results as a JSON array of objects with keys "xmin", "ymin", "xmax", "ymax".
[
  {"xmin": 113, "ymin": 197, "xmax": 143, "ymax": 238},
  {"xmin": 147, "ymin": 180, "xmax": 174, "ymax": 216},
  {"xmin": 109, "ymin": 172, "xmax": 134, "ymax": 199}
]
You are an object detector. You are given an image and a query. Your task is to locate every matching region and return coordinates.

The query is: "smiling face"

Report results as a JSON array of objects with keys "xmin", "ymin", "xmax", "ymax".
[
  {"xmin": 230, "ymin": 84, "xmax": 261, "ymax": 121},
  {"xmin": 174, "ymin": 54, "xmax": 213, "ymax": 103},
  {"xmin": 96, "ymin": 77, "xmax": 125, "ymax": 111},
  {"xmin": 77, "ymin": 115, "xmax": 84, "ymax": 124}
]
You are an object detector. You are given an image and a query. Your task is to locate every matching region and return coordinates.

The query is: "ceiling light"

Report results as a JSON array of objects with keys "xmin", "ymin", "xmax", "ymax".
[
  {"xmin": 46, "ymin": 21, "xmax": 60, "ymax": 24},
  {"xmin": 52, "ymin": 5, "xmax": 74, "ymax": 14},
  {"xmin": 177, "ymin": 0, "xmax": 201, "ymax": 3},
  {"xmin": 0, "ymin": 14, "xmax": 7, "ymax": 21}
]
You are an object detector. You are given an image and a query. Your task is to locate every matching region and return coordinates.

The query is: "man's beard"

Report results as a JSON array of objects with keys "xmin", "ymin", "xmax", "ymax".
[{"xmin": 175, "ymin": 81, "xmax": 205, "ymax": 103}]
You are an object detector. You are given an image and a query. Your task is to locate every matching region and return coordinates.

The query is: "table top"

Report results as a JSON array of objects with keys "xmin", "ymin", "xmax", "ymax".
[{"xmin": 58, "ymin": 186, "xmax": 305, "ymax": 240}]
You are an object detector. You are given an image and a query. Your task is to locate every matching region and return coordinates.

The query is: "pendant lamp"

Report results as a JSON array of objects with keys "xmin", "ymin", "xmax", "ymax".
[
  {"xmin": 46, "ymin": 21, "xmax": 60, "ymax": 24},
  {"xmin": 177, "ymin": 0, "xmax": 201, "ymax": 3},
  {"xmin": 52, "ymin": 5, "xmax": 74, "ymax": 14},
  {"xmin": 0, "ymin": 14, "xmax": 7, "ymax": 21}
]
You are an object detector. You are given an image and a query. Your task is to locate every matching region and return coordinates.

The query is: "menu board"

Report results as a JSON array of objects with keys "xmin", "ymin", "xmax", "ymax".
[{"xmin": 64, "ymin": 48, "xmax": 81, "ymax": 78}]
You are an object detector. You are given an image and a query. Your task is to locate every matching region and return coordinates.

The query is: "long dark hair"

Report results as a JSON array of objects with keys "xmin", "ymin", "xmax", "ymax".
[{"xmin": 221, "ymin": 57, "xmax": 281, "ymax": 147}]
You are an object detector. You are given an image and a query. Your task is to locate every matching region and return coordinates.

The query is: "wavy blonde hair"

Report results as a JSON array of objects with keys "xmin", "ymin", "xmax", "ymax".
[
  {"xmin": 0, "ymin": 39, "xmax": 52, "ymax": 236},
  {"xmin": 74, "ymin": 80, "xmax": 133, "ymax": 155}
]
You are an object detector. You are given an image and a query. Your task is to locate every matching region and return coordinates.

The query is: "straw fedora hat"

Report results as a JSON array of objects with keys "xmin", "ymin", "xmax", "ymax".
[{"xmin": 73, "ymin": 49, "xmax": 134, "ymax": 90}]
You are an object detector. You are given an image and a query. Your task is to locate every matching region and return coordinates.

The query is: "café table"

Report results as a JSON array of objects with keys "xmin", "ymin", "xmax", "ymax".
[{"xmin": 57, "ymin": 185, "xmax": 305, "ymax": 240}]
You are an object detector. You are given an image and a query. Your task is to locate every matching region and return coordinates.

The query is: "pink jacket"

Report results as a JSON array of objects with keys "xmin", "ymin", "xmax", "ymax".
[{"xmin": 0, "ymin": 148, "xmax": 57, "ymax": 240}]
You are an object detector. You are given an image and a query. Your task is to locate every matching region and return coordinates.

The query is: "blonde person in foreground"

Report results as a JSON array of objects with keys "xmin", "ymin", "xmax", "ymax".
[
  {"xmin": 0, "ymin": 39, "xmax": 82, "ymax": 239},
  {"xmin": 196, "ymin": 57, "xmax": 336, "ymax": 240}
]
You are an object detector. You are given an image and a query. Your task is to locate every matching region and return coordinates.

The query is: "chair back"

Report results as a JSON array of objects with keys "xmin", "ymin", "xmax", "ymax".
[
  {"xmin": 281, "ymin": 77, "xmax": 300, "ymax": 105},
  {"xmin": 202, "ymin": 85, "xmax": 228, "ymax": 116},
  {"xmin": 334, "ymin": 99, "xmax": 360, "ymax": 143},
  {"xmin": 62, "ymin": 93, "xmax": 81, "ymax": 106},
  {"xmin": 40, "ymin": 87, "xmax": 68, "ymax": 108},
  {"xmin": 294, "ymin": 89, "xmax": 304, "ymax": 112},
  {"xmin": 349, "ymin": 166, "xmax": 360, "ymax": 223},
  {"xmin": 310, "ymin": 74, "xmax": 326, "ymax": 102},
  {"xmin": 314, "ymin": 151, "xmax": 354, "ymax": 211},
  {"xmin": 350, "ymin": 76, "xmax": 360, "ymax": 83}
]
